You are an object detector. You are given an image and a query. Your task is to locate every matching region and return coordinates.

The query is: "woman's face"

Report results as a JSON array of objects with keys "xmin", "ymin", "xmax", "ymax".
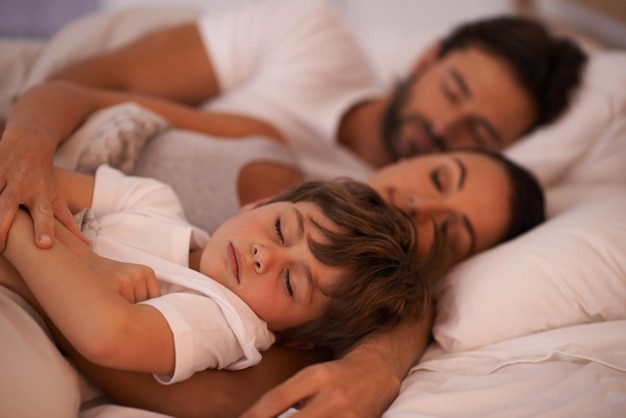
[{"xmin": 368, "ymin": 151, "xmax": 511, "ymax": 264}]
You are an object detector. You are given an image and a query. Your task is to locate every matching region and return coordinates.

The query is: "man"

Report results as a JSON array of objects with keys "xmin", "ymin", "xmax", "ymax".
[
  {"xmin": 0, "ymin": 0, "xmax": 585, "ymax": 249},
  {"xmin": 0, "ymin": 1, "xmax": 584, "ymax": 417}
]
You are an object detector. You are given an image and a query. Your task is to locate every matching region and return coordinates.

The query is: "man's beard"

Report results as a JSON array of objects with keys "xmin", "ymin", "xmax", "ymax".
[
  {"xmin": 381, "ymin": 71, "xmax": 444, "ymax": 160},
  {"xmin": 381, "ymin": 74, "xmax": 417, "ymax": 161}
]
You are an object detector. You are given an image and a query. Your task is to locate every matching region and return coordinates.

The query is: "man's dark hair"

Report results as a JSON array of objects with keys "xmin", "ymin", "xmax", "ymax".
[{"xmin": 439, "ymin": 15, "xmax": 588, "ymax": 130}]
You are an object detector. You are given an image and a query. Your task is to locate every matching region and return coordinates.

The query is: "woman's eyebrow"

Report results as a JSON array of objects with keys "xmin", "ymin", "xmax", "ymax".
[{"xmin": 452, "ymin": 157, "xmax": 466, "ymax": 189}]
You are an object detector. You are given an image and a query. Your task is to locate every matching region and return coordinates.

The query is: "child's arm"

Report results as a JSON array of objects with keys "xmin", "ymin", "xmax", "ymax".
[
  {"xmin": 3, "ymin": 210, "xmax": 175, "ymax": 374},
  {"xmin": 0, "ymin": 254, "xmax": 38, "ymax": 307}
]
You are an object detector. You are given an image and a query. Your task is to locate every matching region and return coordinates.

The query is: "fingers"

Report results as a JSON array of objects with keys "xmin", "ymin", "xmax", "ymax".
[
  {"xmin": 146, "ymin": 271, "xmax": 161, "ymax": 299},
  {"xmin": 132, "ymin": 266, "xmax": 160, "ymax": 302},
  {"xmin": 0, "ymin": 192, "xmax": 18, "ymax": 252},
  {"xmin": 28, "ymin": 194, "xmax": 56, "ymax": 249},
  {"xmin": 52, "ymin": 198, "xmax": 90, "ymax": 245},
  {"xmin": 241, "ymin": 368, "xmax": 325, "ymax": 418}
]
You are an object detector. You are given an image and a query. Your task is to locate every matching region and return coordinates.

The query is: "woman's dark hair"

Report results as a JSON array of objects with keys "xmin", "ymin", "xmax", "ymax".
[{"xmin": 464, "ymin": 149, "xmax": 546, "ymax": 243}]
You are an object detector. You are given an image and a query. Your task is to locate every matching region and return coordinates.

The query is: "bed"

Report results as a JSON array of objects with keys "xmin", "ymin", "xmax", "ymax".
[{"xmin": 1, "ymin": 2, "xmax": 625, "ymax": 417}]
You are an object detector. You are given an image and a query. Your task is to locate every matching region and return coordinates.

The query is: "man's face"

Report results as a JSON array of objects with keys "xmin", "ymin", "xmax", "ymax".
[
  {"xmin": 382, "ymin": 47, "xmax": 537, "ymax": 159},
  {"xmin": 199, "ymin": 201, "xmax": 342, "ymax": 331}
]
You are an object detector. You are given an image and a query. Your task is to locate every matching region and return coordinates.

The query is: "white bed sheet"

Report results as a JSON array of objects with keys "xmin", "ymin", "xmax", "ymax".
[
  {"xmin": 387, "ymin": 320, "xmax": 626, "ymax": 418},
  {"xmin": 79, "ymin": 320, "xmax": 626, "ymax": 417}
]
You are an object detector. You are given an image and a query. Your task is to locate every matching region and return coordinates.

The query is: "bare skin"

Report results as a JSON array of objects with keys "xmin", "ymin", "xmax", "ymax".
[{"xmin": 0, "ymin": 14, "xmax": 533, "ymax": 418}]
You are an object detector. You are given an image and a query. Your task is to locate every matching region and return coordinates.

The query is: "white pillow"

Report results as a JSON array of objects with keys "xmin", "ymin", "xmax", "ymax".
[
  {"xmin": 505, "ymin": 51, "xmax": 626, "ymax": 187},
  {"xmin": 432, "ymin": 184, "xmax": 626, "ymax": 353}
]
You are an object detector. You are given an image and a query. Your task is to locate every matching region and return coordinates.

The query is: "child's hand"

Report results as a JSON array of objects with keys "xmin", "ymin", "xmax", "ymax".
[
  {"xmin": 91, "ymin": 257, "xmax": 161, "ymax": 303},
  {"xmin": 53, "ymin": 218, "xmax": 160, "ymax": 303}
]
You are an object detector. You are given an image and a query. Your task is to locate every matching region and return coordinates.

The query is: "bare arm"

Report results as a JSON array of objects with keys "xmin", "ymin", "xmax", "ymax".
[
  {"xmin": 0, "ymin": 21, "xmax": 279, "ymax": 250},
  {"xmin": 50, "ymin": 22, "xmax": 220, "ymax": 105},
  {"xmin": 66, "ymin": 342, "xmax": 329, "ymax": 418},
  {"xmin": 3, "ymin": 211, "xmax": 175, "ymax": 374},
  {"xmin": 241, "ymin": 307, "xmax": 433, "ymax": 418},
  {"xmin": 0, "ymin": 74, "xmax": 282, "ymax": 250}
]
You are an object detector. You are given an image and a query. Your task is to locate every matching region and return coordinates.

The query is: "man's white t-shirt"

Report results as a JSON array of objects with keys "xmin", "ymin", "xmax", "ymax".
[
  {"xmin": 197, "ymin": 0, "xmax": 384, "ymax": 181},
  {"xmin": 84, "ymin": 165, "xmax": 275, "ymax": 384}
]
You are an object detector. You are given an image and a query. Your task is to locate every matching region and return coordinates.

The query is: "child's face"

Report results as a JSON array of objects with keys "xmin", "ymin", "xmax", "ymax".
[{"xmin": 199, "ymin": 201, "xmax": 342, "ymax": 331}]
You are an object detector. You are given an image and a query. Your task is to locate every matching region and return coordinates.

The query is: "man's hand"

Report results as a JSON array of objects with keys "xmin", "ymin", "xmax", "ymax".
[
  {"xmin": 240, "ymin": 347, "xmax": 401, "ymax": 418},
  {"xmin": 0, "ymin": 127, "xmax": 82, "ymax": 251}
]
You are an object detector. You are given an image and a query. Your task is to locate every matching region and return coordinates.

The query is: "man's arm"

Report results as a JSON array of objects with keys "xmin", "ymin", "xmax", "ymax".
[
  {"xmin": 65, "ymin": 342, "xmax": 329, "ymax": 418},
  {"xmin": 0, "ymin": 21, "xmax": 232, "ymax": 250},
  {"xmin": 50, "ymin": 22, "xmax": 220, "ymax": 105},
  {"xmin": 0, "ymin": 74, "xmax": 282, "ymax": 250},
  {"xmin": 241, "ymin": 307, "xmax": 433, "ymax": 418}
]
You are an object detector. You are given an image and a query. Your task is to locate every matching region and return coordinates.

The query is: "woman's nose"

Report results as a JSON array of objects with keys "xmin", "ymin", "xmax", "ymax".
[{"xmin": 407, "ymin": 196, "xmax": 447, "ymax": 216}]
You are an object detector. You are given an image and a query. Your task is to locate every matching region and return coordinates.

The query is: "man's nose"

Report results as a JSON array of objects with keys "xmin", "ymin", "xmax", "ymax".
[{"xmin": 430, "ymin": 108, "xmax": 471, "ymax": 146}]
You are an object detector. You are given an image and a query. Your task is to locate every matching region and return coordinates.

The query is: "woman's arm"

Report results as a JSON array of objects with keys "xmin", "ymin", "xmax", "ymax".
[
  {"xmin": 241, "ymin": 307, "xmax": 434, "ymax": 418},
  {"xmin": 3, "ymin": 210, "xmax": 175, "ymax": 374}
]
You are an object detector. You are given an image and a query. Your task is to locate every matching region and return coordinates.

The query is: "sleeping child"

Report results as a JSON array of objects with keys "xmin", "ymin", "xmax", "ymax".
[{"xmin": 1, "ymin": 164, "xmax": 430, "ymax": 385}]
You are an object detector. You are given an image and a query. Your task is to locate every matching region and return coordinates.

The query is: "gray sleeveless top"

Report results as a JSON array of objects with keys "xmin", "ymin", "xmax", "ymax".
[{"xmin": 132, "ymin": 131, "xmax": 297, "ymax": 234}]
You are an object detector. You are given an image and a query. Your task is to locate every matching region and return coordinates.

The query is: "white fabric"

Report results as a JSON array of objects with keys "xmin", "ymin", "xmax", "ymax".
[
  {"xmin": 505, "ymin": 51, "xmax": 626, "ymax": 187},
  {"xmin": 385, "ymin": 320, "xmax": 626, "ymax": 418},
  {"xmin": 89, "ymin": 165, "xmax": 274, "ymax": 383},
  {"xmin": 433, "ymin": 184, "xmax": 626, "ymax": 352},
  {"xmin": 0, "ymin": 286, "xmax": 82, "ymax": 418},
  {"xmin": 196, "ymin": 0, "xmax": 379, "ymax": 181},
  {"xmin": 55, "ymin": 102, "xmax": 170, "ymax": 174}
]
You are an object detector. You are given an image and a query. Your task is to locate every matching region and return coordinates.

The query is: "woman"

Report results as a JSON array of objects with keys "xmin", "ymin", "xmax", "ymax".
[{"xmin": 0, "ymin": 81, "xmax": 543, "ymax": 418}]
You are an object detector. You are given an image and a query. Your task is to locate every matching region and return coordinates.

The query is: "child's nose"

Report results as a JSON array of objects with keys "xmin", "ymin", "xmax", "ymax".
[{"xmin": 252, "ymin": 244, "xmax": 278, "ymax": 274}]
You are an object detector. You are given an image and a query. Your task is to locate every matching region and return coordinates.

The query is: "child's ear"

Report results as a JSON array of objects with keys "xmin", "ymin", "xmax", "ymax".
[
  {"xmin": 240, "ymin": 197, "xmax": 273, "ymax": 213},
  {"xmin": 280, "ymin": 340, "xmax": 316, "ymax": 351}
]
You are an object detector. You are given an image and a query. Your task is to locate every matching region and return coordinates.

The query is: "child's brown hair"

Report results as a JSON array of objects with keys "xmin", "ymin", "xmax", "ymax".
[{"xmin": 265, "ymin": 178, "xmax": 441, "ymax": 353}]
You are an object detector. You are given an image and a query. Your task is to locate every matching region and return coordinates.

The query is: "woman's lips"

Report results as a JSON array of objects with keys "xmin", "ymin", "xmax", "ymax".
[{"xmin": 228, "ymin": 242, "xmax": 240, "ymax": 283}]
